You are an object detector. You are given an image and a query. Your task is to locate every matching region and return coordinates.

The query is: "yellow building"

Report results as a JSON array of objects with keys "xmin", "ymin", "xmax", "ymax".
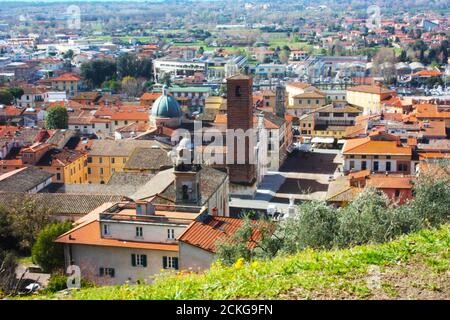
[
  {"xmin": 346, "ymin": 84, "xmax": 396, "ymax": 115},
  {"xmin": 37, "ymin": 149, "xmax": 88, "ymax": 184},
  {"xmin": 86, "ymin": 140, "xmax": 171, "ymax": 184},
  {"xmin": 50, "ymin": 73, "xmax": 83, "ymax": 96}
]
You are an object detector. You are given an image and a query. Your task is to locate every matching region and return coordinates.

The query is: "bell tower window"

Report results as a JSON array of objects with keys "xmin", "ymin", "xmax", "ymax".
[{"xmin": 235, "ymin": 85, "xmax": 241, "ymax": 97}]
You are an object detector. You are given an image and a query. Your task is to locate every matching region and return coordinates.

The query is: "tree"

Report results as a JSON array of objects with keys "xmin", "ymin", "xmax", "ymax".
[
  {"xmin": 0, "ymin": 249, "xmax": 17, "ymax": 296},
  {"xmin": 63, "ymin": 49, "xmax": 74, "ymax": 60},
  {"xmin": 117, "ymin": 54, "xmax": 152, "ymax": 79},
  {"xmin": 32, "ymin": 221, "xmax": 72, "ymax": 272},
  {"xmin": 121, "ymin": 76, "xmax": 146, "ymax": 98},
  {"xmin": 215, "ymin": 215, "xmax": 279, "ymax": 265},
  {"xmin": 0, "ymin": 90, "xmax": 13, "ymax": 105},
  {"xmin": 279, "ymin": 49, "xmax": 290, "ymax": 64},
  {"xmin": 337, "ymin": 188, "xmax": 394, "ymax": 247},
  {"xmin": 81, "ymin": 59, "xmax": 117, "ymax": 88},
  {"xmin": 102, "ymin": 79, "xmax": 121, "ymax": 93},
  {"xmin": 159, "ymin": 72, "xmax": 172, "ymax": 87},
  {"xmin": 279, "ymin": 201, "xmax": 339, "ymax": 252},
  {"xmin": 399, "ymin": 50, "xmax": 409, "ymax": 62},
  {"xmin": 8, "ymin": 87, "xmax": 24, "ymax": 101},
  {"xmin": 45, "ymin": 106, "xmax": 68, "ymax": 129},
  {"xmin": 7, "ymin": 195, "xmax": 54, "ymax": 252},
  {"xmin": 372, "ymin": 47, "xmax": 397, "ymax": 84}
]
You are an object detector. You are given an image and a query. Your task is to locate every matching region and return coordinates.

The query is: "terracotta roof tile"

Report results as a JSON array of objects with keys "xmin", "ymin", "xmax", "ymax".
[{"xmin": 178, "ymin": 216, "xmax": 260, "ymax": 253}]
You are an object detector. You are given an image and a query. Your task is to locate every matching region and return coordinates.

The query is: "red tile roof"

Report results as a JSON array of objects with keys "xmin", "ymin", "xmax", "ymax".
[
  {"xmin": 178, "ymin": 216, "xmax": 261, "ymax": 253},
  {"xmin": 51, "ymin": 73, "xmax": 82, "ymax": 82}
]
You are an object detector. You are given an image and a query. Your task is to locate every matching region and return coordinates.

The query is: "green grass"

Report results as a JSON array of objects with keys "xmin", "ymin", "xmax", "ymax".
[
  {"xmin": 29, "ymin": 225, "xmax": 449, "ymax": 300},
  {"xmin": 17, "ymin": 256, "xmax": 33, "ymax": 265}
]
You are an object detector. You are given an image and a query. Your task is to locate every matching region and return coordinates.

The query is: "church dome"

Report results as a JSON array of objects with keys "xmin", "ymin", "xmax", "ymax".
[{"xmin": 151, "ymin": 86, "xmax": 182, "ymax": 119}]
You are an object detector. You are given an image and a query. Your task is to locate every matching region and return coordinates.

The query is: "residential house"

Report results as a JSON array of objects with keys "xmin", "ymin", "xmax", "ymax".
[
  {"xmin": 346, "ymin": 84, "xmax": 396, "ymax": 115},
  {"xmin": 0, "ymin": 167, "xmax": 53, "ymax": 193},
  {"xmin": 50, "ymin": 73, "xmax": 83, "ymax": 96},
  {"xmin": 342, "ymin": 132, "xmax": 413, "ymax": 174}
]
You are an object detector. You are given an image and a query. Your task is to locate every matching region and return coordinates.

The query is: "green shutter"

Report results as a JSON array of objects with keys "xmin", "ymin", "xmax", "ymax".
[
  {"xmin": 173, "ymin": 257, "xmax": 179, "ymax": 270},
  {"xmin": 110, "ymin": 268, "xmax": 115, "ymax": 278},
  {"xmin": 162, "ymin": 256, "xmax": 167, "ymax": 269},
  {"xmin": 131, "ymin": 254, "xmax": 136, "ymax": 267},
  {"xmin": 142, "ymin": 255, "xmax": 147, "ymax": 267}
]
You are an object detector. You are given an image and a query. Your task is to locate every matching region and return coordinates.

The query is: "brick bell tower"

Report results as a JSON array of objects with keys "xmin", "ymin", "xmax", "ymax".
[{"xmin": 226, "ymin": 74, "xmax": 256, "ymax": 186}]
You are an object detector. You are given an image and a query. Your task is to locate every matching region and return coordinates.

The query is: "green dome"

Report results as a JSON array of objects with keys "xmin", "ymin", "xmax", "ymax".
[{"xmin": 151, "ymin": 87, "xmax": 182, "ymax": 119}]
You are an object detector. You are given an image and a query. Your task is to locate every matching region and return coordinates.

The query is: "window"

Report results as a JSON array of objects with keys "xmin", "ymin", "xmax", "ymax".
[
  {"xmin": 386, "ymin": 161, "xmax": 391, "ymax": 171},
  {"xmin": 103, "ymin": 224, "xmax": 110, "ymax": 236},
  {"xmin": 99, "ymin": 267, "xmax": 115, "ymax": 278},
  {"xmin": 100, "ymin": 168, "xmax": 104, "ymax": 175},
  {"xmin": 349, "ymin": 155, "xmax": 354, "ymax": 159},
  {"xmin": 167, "ymin": 229, "xmax": 175, "ymax": 240},
  {"xmin": 131, "ymin": 254, "xmax": 147, "ymax": 267},
  {"xmin": 136, "ymin": 227, "xmax": 143, "ymax": 238},
  {"xmin": 398, "ymin": 163, "xmax": 407, "ymax": 172},
  {"xmin": 182, "ymin": 185, "xmax": 189, "ymax": 200},
  {"xmin": 99, "ymin": 157, "xmax": 103, "ymax": 164},
  {"xmin": 373, "ymin": 161, "xmax": 379, "ymax": 171},
  {"xmin": 111, "ymin": 158, "xmax": 115, "ymax": 164},
  {"xmin": 87, "ymin": 168, "xmax": 92, "ymax": 174},
  {"xmin": 56, "ymin": 173, "xmax": 61, "ymax": 180},
  {"xmin": 87, "ymin": 157, "xmax": 92, "ymax": 163},
  {"xmin": 163, "ymin": 256, "xmax": 179, "ymax": 270},
  {"xmin": 395, "ymin": 190, "xmax": 401, "ymax": 198},
  {"xmin": 235, "ymin": 85, "xmax": 241, "ymax": 97},
  {"xmin": 349, "ymin": 160, "xmax": 355, "ymax": 170},
  {"xmin": 361, "ymin": 161, "xmax": 367, "ymax": 170}
]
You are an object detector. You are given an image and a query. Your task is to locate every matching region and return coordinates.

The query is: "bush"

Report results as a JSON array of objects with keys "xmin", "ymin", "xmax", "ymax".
[
  {"xmin": 336, "ymin": 188, "xmax": 392, "ymax": 247},
  {"xmin": 45, "ymin": 272, "xmax": 95, "ymax": 294},
  {"xmin": 32, "ymin": 221, "xmax": 72, "ymax": 272},
  {"xmin": 280, "ymin": 200, "xmax": 339, "ymax": 252},
  {"xmin": 0, "ymin": 249, "xmax": 18, "ymax": 296}
]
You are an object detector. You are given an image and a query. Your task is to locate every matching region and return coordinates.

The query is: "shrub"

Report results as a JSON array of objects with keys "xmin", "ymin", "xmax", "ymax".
[
  {"xmin": 32, "ymin": 221, "xmax": 72, "ymax": 272},
  {"xmin": 0, "ymin": 250, "xmax": 18, "ymax": 296},
  {"xmin": 280, "ymin": 200, "xmax": 339, "ymax": 252},
  {"xmin": 336, "ymin": 188, "xmax": 392, "ymax": 247},
  {"xmin": 45, "ymin": 272, "xmax": 95, "ymax": 294}
]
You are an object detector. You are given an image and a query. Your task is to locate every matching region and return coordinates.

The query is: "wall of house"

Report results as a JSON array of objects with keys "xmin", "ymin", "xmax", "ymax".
[
  {"xmin": 87, "ymin": 155, "xmax": 128, "ymax": 184},
  {"xmin": 179, "ymin": 242, "xmax": 215, "ymax": 272},
  {"xmin": 100, "ymin": 220, "xmax": 187, "ymax": 244},
  {"xmin": 66, "ymin": 244, "xmax": 178, "ymax": 285},
  {"xmin": 343, "ymin": 155, "xmax": 411, "ymax": 173},
  {"xmin": 381, "ymin": 188, "xmax": 413, "ymax": 205}
]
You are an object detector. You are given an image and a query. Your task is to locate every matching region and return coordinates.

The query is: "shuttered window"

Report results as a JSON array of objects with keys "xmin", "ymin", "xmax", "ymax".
[
  {"xmin": 132, "ymin": 254, "xmax": 147, "ymax": 267},
  {"xmin": 163, "ymin": 256, "xmax": 179, "ymax": 270}
]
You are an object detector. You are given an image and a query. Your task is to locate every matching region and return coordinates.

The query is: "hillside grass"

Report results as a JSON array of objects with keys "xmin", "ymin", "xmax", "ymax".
[{"xmin": 35, "ymin": 225, "xmax": 449, "ymax": 300}]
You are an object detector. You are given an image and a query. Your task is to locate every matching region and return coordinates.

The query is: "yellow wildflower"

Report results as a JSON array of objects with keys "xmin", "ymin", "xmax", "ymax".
[
  {"xmin": 234, "ymin": 258, "xmax": 245, "ymax": 269},
  {"xmin": 251, "ymin": 261, "xmax": 259, "ymax": 268}
]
